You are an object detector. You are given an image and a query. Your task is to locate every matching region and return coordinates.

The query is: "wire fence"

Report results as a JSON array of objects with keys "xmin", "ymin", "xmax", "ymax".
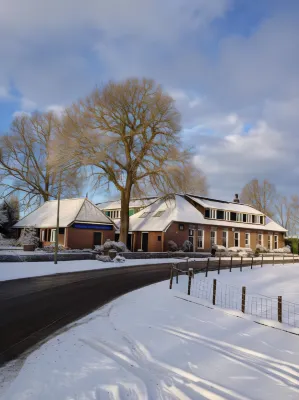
[{"xmin": 170, "ymin": 255, "xmax": 299, "ymax": 328}]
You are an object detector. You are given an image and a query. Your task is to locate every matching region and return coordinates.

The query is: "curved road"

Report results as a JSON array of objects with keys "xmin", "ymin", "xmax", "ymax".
[{"xmin": 0, "ymin": 263, "xmax": 179, "ymax": 367}]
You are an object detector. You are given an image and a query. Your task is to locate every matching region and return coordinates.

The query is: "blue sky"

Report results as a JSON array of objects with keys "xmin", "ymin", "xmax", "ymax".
[{"xmin": 1, "ymin": 0, "xmax": 299, "ymax": 203}]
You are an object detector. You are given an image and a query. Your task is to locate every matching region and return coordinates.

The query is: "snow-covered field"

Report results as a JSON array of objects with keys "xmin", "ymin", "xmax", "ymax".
[
  {"xmin": 0, "ymin": 258, "xmax": 188, "ymax": 281},
  {"xmin": 1, "ymin": 266, "xmax": 299, "ymax": 400}
]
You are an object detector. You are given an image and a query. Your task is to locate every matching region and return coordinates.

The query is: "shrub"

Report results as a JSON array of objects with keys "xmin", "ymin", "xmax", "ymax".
[
  {"xmin": 17, "ymin": 227, "xmax": 39, "ymax": 247},
  {"xmin": 256, "ymin": 244, "xmax": 268, "ymax": 253},
  {"xmin": 102, "ymin": 240, "xmax": 129, "ymax": 253},
  {"xmin": 168, "ymin": 240, "xmax": 178, "ymax": 252},
  {"xmin": 182, "ymin": 240, "xmax": 193, "ymax": 252}
]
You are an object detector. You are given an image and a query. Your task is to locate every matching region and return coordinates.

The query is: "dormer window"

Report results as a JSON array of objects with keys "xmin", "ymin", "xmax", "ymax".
[
  {"xmin": 216, "ymin": 210, "xmax": 224, "ymax": 220},
  {"xmin": 205, "ymin": 209, "xmax": 210, "ymax": 218},
  {"xmin": 230, "ymin": 212, "xmax": 237, "ymax": 221},
  {"xmin": 260, "ymin": 216, "xmax": 264, "ymax": 225},
  {"xmin": 210, "ymin": 209, "xmax": 217, "ymax": 219},
  {"xmin": 225, "ymin": 211, "xmax": 230, "ymax": 220},
  {"xmin": 236, "ymin": 213, "xmax": 242, "ymax": 222},
  {"xmin": 242, "ymin": 214, "xmax": 247, "ymax": 223}
]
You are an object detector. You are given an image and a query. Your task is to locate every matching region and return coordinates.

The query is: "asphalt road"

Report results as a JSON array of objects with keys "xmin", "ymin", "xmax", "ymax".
[{"xmin": 0, "ymin": 263, "xmax": 178, "ymax": 367}]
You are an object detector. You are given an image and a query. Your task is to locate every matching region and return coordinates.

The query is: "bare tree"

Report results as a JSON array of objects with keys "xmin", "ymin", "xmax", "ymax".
[
  {"xmin": 61, "ymin": 78, "xmax": 203, "ymax": 244},
  {"xmin": 0, "ymin": 112, "xmax": 83, "ymax": 209},
  {"xmin": 275, "ymin": 195, "xmax": 299, "ymax": 234},
  {"xmin": 240, "ymin": 179, "xmax": 276, "ymax": 217}
]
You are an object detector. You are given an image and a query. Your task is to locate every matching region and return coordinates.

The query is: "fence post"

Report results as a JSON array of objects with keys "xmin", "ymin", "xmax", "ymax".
[
  {"xmin": 240, "ymin": 256, "xmax": 243, "ymax": 272},
  {"xmin": 251, "ymin": 256, "xmax": 253, "ymax": 270},
  {"xmin": 212, "ymin": 279, "xmax": 217, "ymax": 305},
  {"xmin": 205, "ymin": 257, "xmax": 209, "ymax": 278},
  {"xmin": 187, "ymin": 268, "xmax": 193, "ymax": 295},
  {"xmin": 241, "ymin": 286, "xmax": 246, "ymax": 313},
  {"xmin": 169, "ymin": 266, "xmax": 173, "ymax": 290},
  {"xmin": 261, "ymin": 254, "xmax": 263, "ymax": 268},
  {"xmin": 176, "ymin": 268, "xmax": 178, "ymax": 284},
  {"xmin": 278, "ymin": 296, "xmax": 282, "ymax": 323},
  {"xmin": 218, "ymin": 255, "xmax": 221, "ymax": 274},
  {"xmin": 230, "ymin": 255, "xmax": 233, "ymax": 272}
]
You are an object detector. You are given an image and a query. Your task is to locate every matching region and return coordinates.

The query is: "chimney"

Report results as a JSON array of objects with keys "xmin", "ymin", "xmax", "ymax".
[{"xmin": 233, "ymin": 193, "xmax": 240, "ymax": 203}]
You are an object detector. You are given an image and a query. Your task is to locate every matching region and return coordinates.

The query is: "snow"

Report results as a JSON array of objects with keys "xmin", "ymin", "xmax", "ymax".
[
  {"xmin": 1, "ymin": 273, "xmax": 299, "ymax": 399},
  {"xmin": 98, "ymin": 197, "xmax": 158, "ymax": 211},
  {"xmin": 0, "ymin": 258, "xmax": 185, "ymax": 282},
  {"xmin": 13, "ymin": 198, "xmax": 112, "ymax": 229}
]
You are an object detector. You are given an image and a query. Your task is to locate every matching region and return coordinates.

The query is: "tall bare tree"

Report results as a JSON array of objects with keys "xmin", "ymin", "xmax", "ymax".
[
  {"xmin": 240, "ymin": 179, "xmax": 276, "ymax": 217},
  {"xmin": 0, "ymin": 112, "xmax": 83, "ymax": 209},
  {"xmin": 275, "ymin": 195, "xmax": 299, "ymax": 234},
  {"xmin": 60, "ymin": 78, "xmax": 205, "ymax": 244}
]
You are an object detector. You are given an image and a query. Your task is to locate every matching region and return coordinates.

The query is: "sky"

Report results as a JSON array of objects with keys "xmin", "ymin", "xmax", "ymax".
[{"xmin": 0, "ymin": 0, "xmax": 299, "ymax": 203}]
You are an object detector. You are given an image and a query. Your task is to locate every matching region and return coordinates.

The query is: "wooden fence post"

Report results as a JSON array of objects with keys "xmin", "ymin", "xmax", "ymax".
[
  {"xmin": 176, "ymin": 268, "xmax": 178, "ymax": 284},
  {"xmin": 218, "ymin": 255, "xmax": 221, "ymax": 274},
  {"xmin": 205, "ymin": 258, "xmax": 209, "ymax": 278},
  {"xmin": 240, "ymin": 256, "xmax": 243, "ymax": 272},
  {"xmin": 278, "ymin": 296, "xmax": 282, "ymax": 323},
  {"xmin": 169, "ymin": 266, "xmax": 173, "ymax": 290},
  {"xmin": 251, "ymin": 256, "xmax": 253, "ymax": 269},
  {"xmin": 241, "ymin": 286, "xmax": 246, "ymax": 313},
  {"xmin": 261, "ymin": 254, "xmax": 263, "ymax": 268},
  {"xmin": 213, "ymin": 279, "xmax": 217, "ymax": 305},
  {"xmin": 187, "ymin": 268, "xmax": 193, "ymax": 295},
  {"xmin": 230, "ymin": 255, "xmax": 233, "ymax": 272}
]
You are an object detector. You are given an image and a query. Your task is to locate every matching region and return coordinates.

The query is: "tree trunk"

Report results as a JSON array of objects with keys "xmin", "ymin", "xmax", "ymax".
[{"xmin": 119, "ymin": 182, "xmax": 132, "ymax": 246}]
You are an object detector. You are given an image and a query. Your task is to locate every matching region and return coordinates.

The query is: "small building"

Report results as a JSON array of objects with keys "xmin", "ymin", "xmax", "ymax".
[
  {"xmin": 126, "ymin": 194, "xmax": 287, "ymax": 252},
  {"xmin": 98, "ymin": 197, "xmax": 158, "ymax": 221},
  {"xmin": 14, "ymin": 198, "xmax": 115, "ymax": 249}
]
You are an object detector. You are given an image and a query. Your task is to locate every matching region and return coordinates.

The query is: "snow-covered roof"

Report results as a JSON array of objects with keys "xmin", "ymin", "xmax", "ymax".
[
  {"xmin": 98, "ymin": 197, "xmax": 158, "ymax": 210},
  {"xmin": 14, "ymin": 198, "xmax": 114, "ymax": 228},
  {"xmin": 186, "ymin": 194, "xmax": 262, "ymax": 215},
  {"xmin": 128, "ymin": 195, "xmax": 287, "ymax": 233}
]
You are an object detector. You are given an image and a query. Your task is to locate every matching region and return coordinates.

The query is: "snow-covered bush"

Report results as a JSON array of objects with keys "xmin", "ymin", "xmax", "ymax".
[
  {"xmin": 168, "ymin": 240, "xmax": 178, "ymax": 252},
  {"xmin": 182, "ymin": 240, "xmax": 193, "ymax": 252},
  {"xmin": 256, "ymin": 244, "xmax": 268, "ymax": 253},
  {"xmin": 273, "ymin": 246, "xmax": 292, "ymax": 254},
  {"xmin": 17, "ymin": 227, "xmax": 39, "ymax": 247},
  {"xmin": 212, "ymin": 244, "xmax": 227, "ymax": 252},
  {"xmin": 100, "ymin": 240, "xmax": 129, "ymax": 253},
  {"xmin": 96, "ymin": 255, "xmax": 111, "ymax": 262},
  {"xmin": 114, "ymin": 255, "xmax": 126, "ymax": 263}
]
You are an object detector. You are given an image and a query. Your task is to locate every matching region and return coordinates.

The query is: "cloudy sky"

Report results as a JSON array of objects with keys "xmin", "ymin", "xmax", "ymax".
[{"xmin": 1, "ymin": 0, "xmax": 298, "ymax": 202}]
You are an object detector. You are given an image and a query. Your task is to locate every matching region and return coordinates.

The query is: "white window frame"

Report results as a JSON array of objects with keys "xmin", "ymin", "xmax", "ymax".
[
  {"xmin": 256, "ymin": 216, "xmax": 261, "ymax": 224},
  {"xmin": 210, "ymin": 209, "xmax": 217, "ymax": 219},
  {"xmin": 222, "ymin": 230, "xmax": 228, "ymax": 247},
  {"xmin": 245, "ymin": 232, "xmax": 250, "ymax": 247},
  {"xmin": 258, "ymin": 233, "xmax": 263, "ymax": 246},
  {"xmin": 234, "ymin": 231, "xmax": 240, "ymax": 247},
  {"xmin": 41, "ymin": 230, "xmax": 45, "ymax": 242},
  {"xmin": 236, "ymin": 213, "xmax": 242, "ymax": 222},
  {"xmin": 268, "ymin": 234, "xmax": 273, "ymax": 250},
  {"xmin": 210, "ymin": 230, "xmax": 217, "ymax": 246},
  {"xmin": 198, "ymin": 229, "xmax": 204, "ymax": 249},
  {"xmin": 274, "ymin": 235, "xmax": 278, "ymax": 250},
  {"xmin": 248, "ymin": 214, "xmax": 252, "ymax": 223},
  {"xmin": 50, "ymin": 229, "xmax": 56, "ymax": 243},
  {"xmin": 225, "ymin": 211, "xmax": 230, "ymax": 221}
]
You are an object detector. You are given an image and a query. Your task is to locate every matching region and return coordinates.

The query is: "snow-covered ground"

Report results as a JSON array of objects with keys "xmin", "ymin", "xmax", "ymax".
[
  {"xmin": 1, "ymin": 273, "xmax": 299, "ymax": 400},
  {"xmin": 0, "ymin": 258, "xmax": 188, "ymax": 282}
]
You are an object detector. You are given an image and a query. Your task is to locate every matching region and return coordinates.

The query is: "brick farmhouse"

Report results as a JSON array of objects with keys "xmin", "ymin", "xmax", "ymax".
[
  {"xmin": 14, "ymin": 198, "xmax": 116, "ymax": 249},
  {"xmin": 118, "ymin": 194, "xmax": 287, "ymax": 252}
]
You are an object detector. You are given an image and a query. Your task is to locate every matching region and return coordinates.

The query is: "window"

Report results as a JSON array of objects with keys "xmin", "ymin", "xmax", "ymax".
[
  {"xmin": 260, "ymin": 216, "xmax": 264, "ymax": 225},
  {"xmin": 268, "ymin": 234, "xmax": 272, "ymax": 250},
  {"xmin": 210, "ymin": 230, "xmax": 217, "ymax": 246},
  {"xmin": 50, "ymin": 229, "xmax": 56, "ymax": 242},
  {"xmin": 157, "ymin": 235, "xmax": 161, "ymax": 242},
  {"xmin": 258, "ymin": 233, "xmax": 263, "ymax": 246},
  {"xmin": 236, "ymin": 213, "xmax": 242, "ymax": 222},
  {"xmin": 189, "ymin": 229, "xmax": 194, "ymax": 236},
  {"xmin": 105, "ymin": 211, "xmax": 111, "ymax": 217},
  {"xmin": 248, "ymin": 214, "xmax": 252, "ymax": 223},
  {"xmin": 153, "ymin": 210, "xmax": 165, "ymax": 217},
  {"xmin": 274, "ymin": 235, "xmax": 278, "ymax": 249},
  {"xmin": 245, "ymin": 233, "xmax": 250, "ymax": 247},
  {"xmin": 139, "ymin": 212, "xmax": 151, "ymax": 218},
  {"xmin": 188, "ymin": 230, "xmax": 194, "ymax": 250},
  {"xmin": 41, "ymin": 230, "xmax": 45, "ymax": 242},
  {"xmin": 179, "ymin": 224, "xmax": 184, "ymax": 231},
  {"xmin": 230, "ymin": 212, "xmax": 237, "ymax": 221},
  {"xmin": 217, "ymin": 210, "xmax": 224, "ymax": 220},
  {"xmin": 205, "ymin": 209, "xmax": 210, "ymax": 218},
  {"xmin": 225, "ymin": 211, "xmax": 230, "ymax": 220},
  {"xmin": 59, "ymin": 228, "xmax": 65, "ymax": 234},
  {"xmin": 198, "ymin": 230, "xmax": 204, "ymax": 249},
  {"xmin": 242, "ymin": 214, "xmax": 247, "ymax": 223},
  {"xmin": 222, "ymin": 231, "xmax": 228, "ymax": 247},
  {"xmin": 252, "ymin": 215, "xmax": 256, "ymax": 224},
  {"xmin": 210, "ymin": 209, "xmax": 217, "ymax": 219},
  {"xmin": 234, "ymin": 231, "xmax": 240, "ymax": 247}
]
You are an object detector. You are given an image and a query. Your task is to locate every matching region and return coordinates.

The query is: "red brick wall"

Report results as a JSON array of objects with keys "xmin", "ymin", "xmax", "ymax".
[
  {"xmin": 66, "ymin": 227, "xmax": 115, "ymax": 249},
  {"xmin": 148, "ymin": 232, "xmax": 163, "ymax": 252},
  {"xmin": 164, "ymin": 222, "xmax": 189, "ymax": 250}
]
